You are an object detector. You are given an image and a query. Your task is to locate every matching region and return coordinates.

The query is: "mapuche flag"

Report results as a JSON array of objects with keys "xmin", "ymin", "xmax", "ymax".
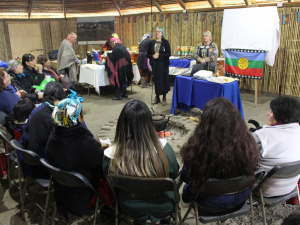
[{"xmin": 225, "ymin": 49, "xmax": 265, "ymax": 79}]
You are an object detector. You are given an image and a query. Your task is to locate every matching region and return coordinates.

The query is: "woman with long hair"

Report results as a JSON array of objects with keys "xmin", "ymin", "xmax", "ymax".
[
  {"xmin": 103, "ymin": 99, "xmax": 179, "ymax": 224},
  {"xmin": 180, "ymin": 98, "xmax": 260, "ymax": 211}
]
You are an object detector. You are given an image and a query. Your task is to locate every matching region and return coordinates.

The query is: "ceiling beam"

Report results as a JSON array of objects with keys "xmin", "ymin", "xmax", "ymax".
[
  {"xmin": 153, "ymin": 0, "xmax": 163, "ymax": 12},
  {"xmin": 288, "ymin": 0, "xmax": 295, "ymax": 2},
  {"xmin": 27, "ymin": 0, "xmax": 33, "ymax": 19},
  {"xmin": 112, "ymin": 0, "xmax": 122, "ymax": 16},
  {"xmin": 62, "ymin": 0, "xmax": 66, "ymax": 18},
  {"xmin": 244, "ymin": 0, "xmax": 251, "ymax": 5},
  {"xmin": 208, "ymin": 0, "xmax": 216, "ymax": 8},
  {"xmin": 176, "ymin": 0, "xmax": 187, "ymax": 9}
]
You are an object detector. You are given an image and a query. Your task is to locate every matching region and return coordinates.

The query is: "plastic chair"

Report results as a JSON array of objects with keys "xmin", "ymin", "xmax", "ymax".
[
  {"xmin": 252, "ymin": 160, "xmax": 300, "ymax": 225},
  {"xmin": 10, "ymin": 139, "xmax": 50, "ymax": 212},
  {"xmin": 106, "ymin": 173, "xmax": 182, "ymax": 225},
  {"xmin": 181, "ymin": 170, "xmax": 265, "ymax": 225},
  {"xmin": 39, "ymin": 158, "xmax": 108, "ymax": 225}
]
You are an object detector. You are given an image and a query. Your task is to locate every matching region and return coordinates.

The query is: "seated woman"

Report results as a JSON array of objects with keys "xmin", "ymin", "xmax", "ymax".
[
  {"xmin": 253, "ymin": 96, "xmax": 300, "ymax": 197},
  {"xmin": 103, "ymin": 99, "xmax": 179, "ymax": 224},
  {"xmin": 22, "ymin": 53, "xmax": 45, "ymax": 85},
  {"xmin": 180, "ymin": 98, "xmax": 260, "ymax": 211},
  {"xmin": 46, "ymin": 96, "xmax": 103, "ymax": 220},
  {"xmin": 8, "ymin": 59, "xmax": 43, "ymax": 102},
  {"xmin": 37, "ymin": 55, "xmax": 72, "ymax": 90},
  {"xmin": 0, "ymin": 68, "xmax": 21, "ymax": 114}
]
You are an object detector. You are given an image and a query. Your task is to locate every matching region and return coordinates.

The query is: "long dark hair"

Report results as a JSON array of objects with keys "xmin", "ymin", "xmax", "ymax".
[
  {"xmin": 180, "ymin": 98, "xmax": 259, "ymax": 189},
  {"xmin": 43, "ymin": 81, "xmax": 65, "ymax": 105},
  {"xmin": 22, "ymin": 53, "xmax": 35, "ymax": 68},
  {"xmin": 110, "ymin": 99, "xmax": 169, "ymax": 177}
]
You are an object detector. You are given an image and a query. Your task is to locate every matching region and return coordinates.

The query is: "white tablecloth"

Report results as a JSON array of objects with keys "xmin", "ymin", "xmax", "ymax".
[
  {"xmin": 79, "ymin": 64, "xmax": 140, "ymax": 94},
  {"xmin": 169, "ymin": 58, "xmax": 225, "ymax": 76}
]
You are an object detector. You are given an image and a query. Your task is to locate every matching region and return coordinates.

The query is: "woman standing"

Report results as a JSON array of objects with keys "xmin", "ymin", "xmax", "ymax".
[
  {"xmin": 147, "ymin": 27, "xmax": 171, "ymax": 106},
  {"xmin": 103, "ymin": 99, "xmax": 179, "ymax": 224},
  {"xmin": 138, "ymin": 33, "xmax": 152, "ymax": 88}
]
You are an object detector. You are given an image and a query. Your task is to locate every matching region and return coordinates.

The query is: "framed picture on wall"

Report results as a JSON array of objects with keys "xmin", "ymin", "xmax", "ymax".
[{"xmin": 77, "ymin": 16, "xmax": 114, "ymax": 45}]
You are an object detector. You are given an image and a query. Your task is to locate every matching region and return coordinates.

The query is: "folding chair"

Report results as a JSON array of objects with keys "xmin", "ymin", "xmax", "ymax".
[
  {"xmin": 40, "ymin": 158, "xmax": 109, "ymax": 225},
  {"xmin": 182, "ymin": 170, "xmax": 265, "ymax": 225},
  {"xmin": 252, "ymin": 160, "xmax": 300, "ymax": 225},
  {"xmin": 107, "ymin": 173, "xmax": 182, "ymax": 225},
  {"xmin": 0, "ymin": 130, "xmax": 21, "ymax": 190},
  {"xmin": 10, "ymin": 139, "xmax": 50, "ymax": 212}
]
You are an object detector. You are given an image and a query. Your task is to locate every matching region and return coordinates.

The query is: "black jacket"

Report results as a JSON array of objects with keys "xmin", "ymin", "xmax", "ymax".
[
  {"xmin": 46, "ymin": 125, "xmax": 104, "ymax": 219},
  {"xmin": 23, "ymin": 67, "xmax": 45, "ymax": 86},
  {"xmin": 139, "ymin": 38, "xmax": 152, "ymax": 53},
  {"xmin": 10, "ymin": 72, "xmax": 38, "ymax": 101},
  {"xmin": 147, "ymin": 38, "xmax": 171, "ymax": 66}
]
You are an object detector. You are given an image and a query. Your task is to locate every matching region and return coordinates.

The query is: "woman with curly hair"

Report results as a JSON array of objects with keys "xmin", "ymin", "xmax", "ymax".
[{"xmin": 180, "ymin": 97, "xmax": 260, "ymax": 211}]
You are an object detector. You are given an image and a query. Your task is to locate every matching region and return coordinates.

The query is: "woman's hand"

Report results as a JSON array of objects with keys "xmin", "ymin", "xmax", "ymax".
[
  {"xmin": 38, "ymin": 93, "xmax": 43, "ymax": 99},
  {"xmin": 38, "ymin": 64, "xmax": 43, "ymax": 73},
  {"xmin": 59, "ymin": 74, "xmax": 65, "ymax": 79},
  {"xmin": 201, "ymin": 59, "xmax": 206, "ymax": 64},
  {"xmin": 153, "ymin": 53, "xmax": 159, "ymax": 59},
  {"xmin": 16, "ymin": 91, "xmax": 21, "ymax": 97},
  {"xmin": 63, "ymin": 88, "xmax": 67, "ymax": 92}
]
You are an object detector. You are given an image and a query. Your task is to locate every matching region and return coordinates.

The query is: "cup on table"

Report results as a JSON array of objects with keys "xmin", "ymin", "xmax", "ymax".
[{"xmin": 45, "ymin": 75, "xmax": 51, "ymax": 82}]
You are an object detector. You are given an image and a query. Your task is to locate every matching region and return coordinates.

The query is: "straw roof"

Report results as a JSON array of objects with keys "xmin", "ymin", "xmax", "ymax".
[{"xmin": 0, "ymin": 0, "xmax": 299, "ymax": 19}]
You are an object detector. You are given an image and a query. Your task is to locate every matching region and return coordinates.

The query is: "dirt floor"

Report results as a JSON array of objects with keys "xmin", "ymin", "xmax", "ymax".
[{"xmin": 0, "ymin": 81, "xmax": 299, "ymax": 225}]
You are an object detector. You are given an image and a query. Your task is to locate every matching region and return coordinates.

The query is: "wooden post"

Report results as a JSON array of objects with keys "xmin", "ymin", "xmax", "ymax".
[{"xmin": 255, "ymin": 79, "xmax": 258, "ymax": 107}]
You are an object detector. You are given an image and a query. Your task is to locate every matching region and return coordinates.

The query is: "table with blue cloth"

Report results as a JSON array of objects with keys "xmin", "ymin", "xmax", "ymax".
[
  {"xmin": 169, "ymin": 59, "xmax": 196, "ymax": 76},
  {"xmin": 171, "ymin": 76, "xmax": 244, "ymax": 119}
]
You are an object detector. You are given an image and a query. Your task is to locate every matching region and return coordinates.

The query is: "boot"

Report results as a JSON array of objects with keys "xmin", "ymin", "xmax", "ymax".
[
  {"xmin": 141, "ymin": 77, "xmax": 147, "ymax": 88},
  {"xmin": 152, "ymin": 96, "xmax": 160, "ymax": 104},
  {"xmin": 112, "ymin": 89, "xmax": 122, "ymax": 100},
  {"xmin": 162, "ymin": 97, "xmax": 167, "ymax": 106},
  {"xmin": 121, "ymin": 87, "xmax": 128, "ymax": 98}
]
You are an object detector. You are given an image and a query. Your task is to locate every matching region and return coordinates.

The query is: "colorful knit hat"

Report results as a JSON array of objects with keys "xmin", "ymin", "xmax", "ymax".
[
  {"xmin": 155, "ymin": 27, "xmax": 164, "ymax": 38},
  {"xmin": 111, "ymin": 33, "xmax": 119, "ymax": 38},
  {"xmin": 7, "ymin": 59, "xmax": 21, "ymax": 73},
  {"xmin": 110, "ymin": 37, "xmax": 121, "ymax": 44},
  {"xmin": 203, "ymin": 30, "xmax": 212, "ymax": 36},
  {"xmin": 51, "ymin": 90, "xmax": 84, "ymax": 128}
]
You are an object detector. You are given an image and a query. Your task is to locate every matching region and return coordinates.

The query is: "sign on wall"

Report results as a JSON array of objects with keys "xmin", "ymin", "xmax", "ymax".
[{"xmin": 77, "ymin": 16, "xmax": 114, "ymax": 45}]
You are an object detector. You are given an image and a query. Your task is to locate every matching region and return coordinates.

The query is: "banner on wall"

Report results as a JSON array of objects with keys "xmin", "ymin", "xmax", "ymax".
[
  {"xmin": 77, "ymin": 17, "xmax": 115, "ymax": 45},
  {"xmin": 225, "ymin": 49, "xmax": 265, "ymax": 79}
]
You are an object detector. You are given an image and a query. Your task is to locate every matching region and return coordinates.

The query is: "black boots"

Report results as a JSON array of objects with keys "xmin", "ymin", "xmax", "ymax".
[
  {"xmin": 112, "ymin": 89, "xmax": 122, "ymax": 100},
  {"xmin": 121, "ymin": 87, "xmax": 128, "ymax": 98}
]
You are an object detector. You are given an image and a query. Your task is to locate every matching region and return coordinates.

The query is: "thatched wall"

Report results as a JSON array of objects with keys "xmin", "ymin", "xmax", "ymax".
[{"xmin": 115, "ymin": 8, "xmax": 300, "ymax": 97}]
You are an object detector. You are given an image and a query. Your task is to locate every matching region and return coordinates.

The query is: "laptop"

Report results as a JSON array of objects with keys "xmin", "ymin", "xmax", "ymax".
[{"xmin": 188, "ymin": 63, "xmax": 205, "ymax": 77}]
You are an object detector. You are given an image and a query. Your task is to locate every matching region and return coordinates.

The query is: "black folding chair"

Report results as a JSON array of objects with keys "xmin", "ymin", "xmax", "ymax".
[
  {"xmin": 10, "ymin": 139, "xmax": 50, "ymax": 212},
  {"xmin": 0, "ymin": 130, "xmax": 22, "ymax": 190},
  {"xmin": 40, "ymin": 158, "xmax": 108, "ymax": 225},
  {"xmin": 107, "ymin": 173, "xmax": 182, "ymax": 225},
  {"xmin": 182, "ymin": 170, "xmax": 265, "ymax": 225},
  {"xmin": 252, "ymin": 160, "xmax": 300, "ymax": 225}
]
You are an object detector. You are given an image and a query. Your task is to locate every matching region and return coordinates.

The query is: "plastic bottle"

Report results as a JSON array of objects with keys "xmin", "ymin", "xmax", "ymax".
[
  {"xmin": 188, "ymin": 46, "xmax": 191, "ymax": 55},
  {"xmin": 87, "ymin": 51, "xmax": 92, "ymax": 64},
  {"xmin": 93, "ymin": 50, "xmax": 99, "ymax": 61},
  {"xmin": 180, "ymin": 46, "xmax": 183, "ymax": 56},
  {"xmin": 177, "ymin": 46, "xmax": 180, "ymax": 56}
]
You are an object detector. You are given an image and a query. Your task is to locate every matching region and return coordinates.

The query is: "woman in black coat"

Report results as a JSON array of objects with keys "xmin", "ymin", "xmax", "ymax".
[
  {"xmin": 46, "ymin": 96, "xmax": 103, "ymax": 220},
  {"xmin": 22, "ymin": 53, "xmax": 45, "ymax": 85},
  {"xmin": 147, "ymin": 27, "xmax": 171, "ymax": 106},
  {"xmin": 138, "ymin": 32, "xmax": 152, "ymax": 88}
]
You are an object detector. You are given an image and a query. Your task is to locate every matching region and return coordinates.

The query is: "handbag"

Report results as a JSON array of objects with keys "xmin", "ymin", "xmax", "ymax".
[{"xmin": 60, "ymin": 74, "xmax": 73, "ymax": 89}]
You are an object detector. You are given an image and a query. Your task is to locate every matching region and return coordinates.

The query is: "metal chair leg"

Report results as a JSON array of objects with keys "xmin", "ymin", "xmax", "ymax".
[
  {"xmin": 178, "ymin": 206, "xmax": 182, "ymax": 225},
  {"xmin": 250, "ymin": 192, "xmax": 254, "ymax": 225},
  {"xmin": 194, "ymin": 202, "xmax": 200, "ymax": 225},
  {"xmin": 43, "ymin": 176, "xmax": 53, "ymax": 225},
  {"xmin": 115, "ymin": 198, "xmax": 118, "ymax": 225},
  {"xmin": 93, "ymin": 197, "xmax": 99, "ymax": 225},
  {"xmin": 52, "ymin": 202, "xmax": 57, "ymax": 225},
  {"xmin": 17, "ymin": 163, "xmax": 23, "ymax": 207},
  {"xmin": 5, "ymin": 145, "xmax": 11, "ymax": 189},
  {"xmin": 259, "ymin": 188, "xmax": 267, "ymax": 225},
  {"xmin": 21, "ymin": 176, "xmax": 29, "ymax": 212},
  {"xmin": 182, "ymin": 203, "xmax": 193, "ymax": 222},
  {"xmin": 175, "ymin": 203, "xmax": 179, "ymax": 225}
]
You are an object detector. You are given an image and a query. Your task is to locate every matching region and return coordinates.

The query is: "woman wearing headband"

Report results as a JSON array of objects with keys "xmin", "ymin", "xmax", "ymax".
[
  {"xmin": 46, "ymin": 96, "xmax": 103, "ymax": 220},
  {"xmin": 138, "ymin": 32, "xmax": 152, "ymax": 88},
  {"xmin": 147, "ymin": 27, "xmax": 171, "ymax": 106},
  {"xmin": 22, "ymin": 53, "xmax": 45, "ymax": 85},
  {"xmin": 194, "ymin": 30, "xmax": 218, "ymax": 74}
]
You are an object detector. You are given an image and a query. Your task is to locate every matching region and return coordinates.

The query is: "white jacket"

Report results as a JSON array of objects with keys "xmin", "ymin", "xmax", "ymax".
[{"xmin": 253, "ymin": 123, "xmax": 300, "ymax": 197}]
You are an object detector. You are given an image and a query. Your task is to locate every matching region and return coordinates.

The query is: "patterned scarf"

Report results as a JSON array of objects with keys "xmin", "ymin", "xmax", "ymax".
[{"xmin": 47, "ymin": 67, "xmax": 59, "ymax": 81}]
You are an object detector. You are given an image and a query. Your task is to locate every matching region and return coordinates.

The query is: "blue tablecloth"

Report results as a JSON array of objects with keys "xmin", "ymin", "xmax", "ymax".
[
  {"xmin": 171, "ymin": 76, "xmax": 244, "ymax": 119},
  {"xmin": 169, "ymin": 59, "xmax": 195, "ymax": 68}
]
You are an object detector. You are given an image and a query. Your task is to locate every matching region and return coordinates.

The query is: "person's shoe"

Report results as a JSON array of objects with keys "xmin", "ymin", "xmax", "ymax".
[
  {"xmin": 141, "ymin": 77, "xmax": 147, "ymax": 88},
  {"xmin": 162, "ymin": 98, "xmax": 167, "ymax": 106},
  {"xmin": 121, "ymin": 93, "xmax": 128, "ymax": 98},
  {"xmin": 112, "ymin": 96, "xmax": 122, "ymax": 100},
  {"xmin": 152, "ymin": 97, "xmax": 160, "ymax": 104}
]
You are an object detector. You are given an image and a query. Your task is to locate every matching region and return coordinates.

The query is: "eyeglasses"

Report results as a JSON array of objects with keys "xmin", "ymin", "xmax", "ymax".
[
  {"xmin": 3, "ymin": 75, "xmax": 10, "ymax": 78},
  {"xmin": 155, "ymin": 31, "xmax": 162, "ymax": 33}
]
